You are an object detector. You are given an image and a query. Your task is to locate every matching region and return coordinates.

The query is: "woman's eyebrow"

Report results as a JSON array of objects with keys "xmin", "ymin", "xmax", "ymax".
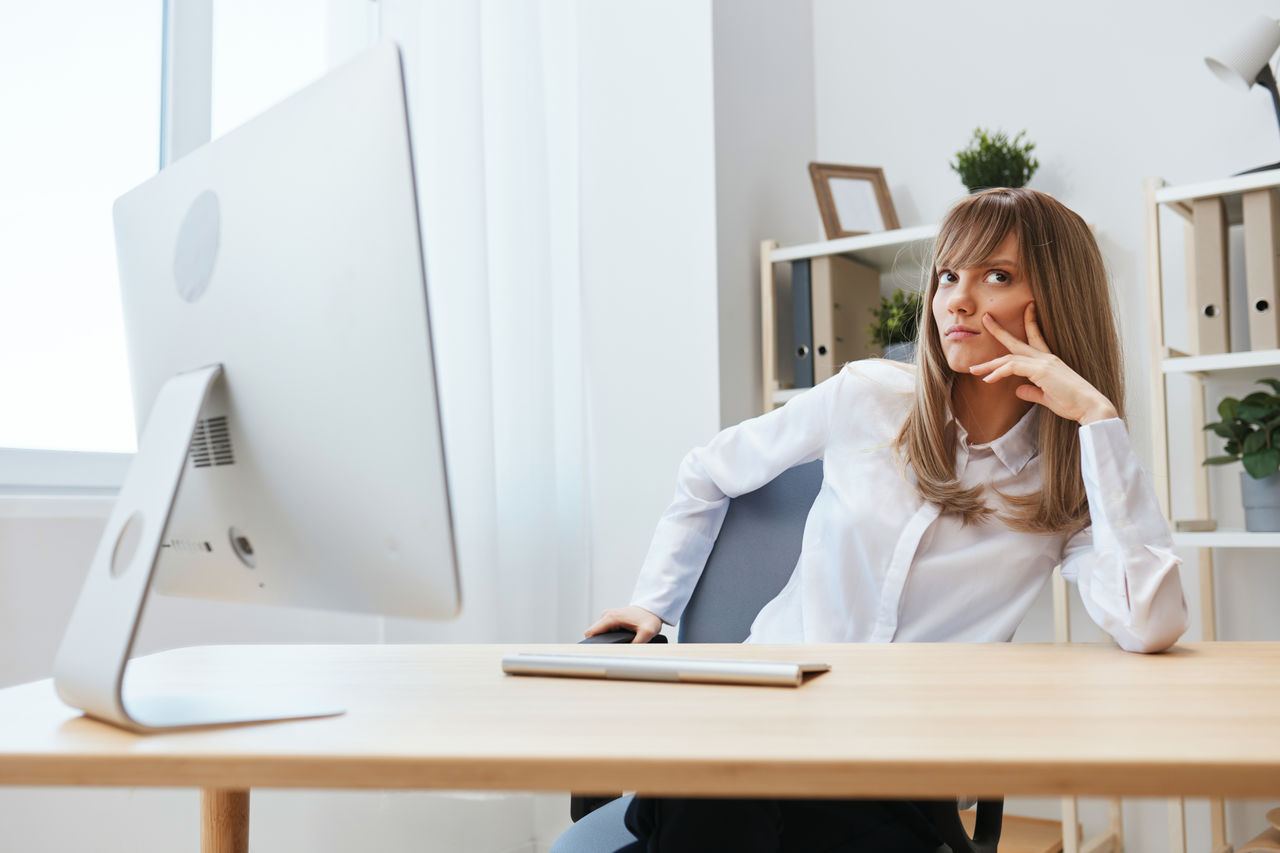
[{"xmin": 937, "ymin": 257, "xmax": 1020, "ymax": 270}]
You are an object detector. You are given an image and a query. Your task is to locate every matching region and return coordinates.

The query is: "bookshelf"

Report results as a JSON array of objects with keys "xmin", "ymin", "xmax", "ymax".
[
  {"xmin": 758, "ymin": 225, "xmax": 937, "ymax": 412},
  {"xmin": 1144, "ymin": 169, "xmax": 1280, "ymax": 853}
]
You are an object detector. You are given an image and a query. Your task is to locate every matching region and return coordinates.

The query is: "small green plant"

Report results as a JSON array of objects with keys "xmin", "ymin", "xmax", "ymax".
[
  {"xmin": 1204, "ymin": 379, "xmax": 1280, "ymax": 479},
  {"xmin": 868, "ymin": 289, "xmax": 922, "ymax": 347},
  {"xmin": 950, "ymin": 128, "xmax": 1040, "ymax": 193}
]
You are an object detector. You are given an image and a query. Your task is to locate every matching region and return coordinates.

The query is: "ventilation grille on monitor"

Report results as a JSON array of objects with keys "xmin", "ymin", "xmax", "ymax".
[
  {"xmin": 190, "ymin": 416, "xmax": 235, "ymax": 468},
  {"xmin": 162, "ymin": 538, "xmax": 213, "ymax": 553}
]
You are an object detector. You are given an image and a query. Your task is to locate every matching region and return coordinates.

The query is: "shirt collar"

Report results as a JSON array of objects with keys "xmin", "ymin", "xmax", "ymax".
[{"xmin": 949, "ymin": 404, "xmax": 1040, "ymax": 475}]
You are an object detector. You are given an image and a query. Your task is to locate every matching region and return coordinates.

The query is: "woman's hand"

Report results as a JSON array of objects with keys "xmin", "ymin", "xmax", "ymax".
[
  {"xmin": 585, "ymin": 605, "xmax": 663, "ymax": 644},
  {"xmin": 968, "ymin": 303, "xmax": 1118, "ymax": 426}
]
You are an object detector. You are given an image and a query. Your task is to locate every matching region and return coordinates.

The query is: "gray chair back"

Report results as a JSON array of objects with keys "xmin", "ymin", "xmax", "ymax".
[{"xmin": 678, "ymin": 460, "xmax": 823, "ymax": 643}]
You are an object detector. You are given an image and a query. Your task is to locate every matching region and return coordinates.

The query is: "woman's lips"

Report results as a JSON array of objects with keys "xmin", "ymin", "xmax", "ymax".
[{"xmin": 945, "ymin": 327, "xmax": 979, "ymax": 340}]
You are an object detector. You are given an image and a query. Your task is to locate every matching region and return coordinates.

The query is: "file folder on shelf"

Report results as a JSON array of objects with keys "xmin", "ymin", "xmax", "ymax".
[
  {"xmin": 791, "ymin": 259, "xmax": 814, "ymax": 389},
  {"xmin": 1243, "ymin": 188, "xmax": 1280, "ymax": 350},
  {"xmin": 790, "ymin": 255, "xmax": 882, "ymax": 391},
  {"xmin": 1189, "ymin": 196, "xmax": 1230, "ymax": 355},
  {"xmin": 811, "ymin": 255, "xmax": 880, "ymax": 381}
]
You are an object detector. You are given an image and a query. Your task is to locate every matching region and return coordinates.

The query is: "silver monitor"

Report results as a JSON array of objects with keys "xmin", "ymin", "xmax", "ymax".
[{"xmin": 53, "ymin": 41, "xmax": 460, "ymax": 732}]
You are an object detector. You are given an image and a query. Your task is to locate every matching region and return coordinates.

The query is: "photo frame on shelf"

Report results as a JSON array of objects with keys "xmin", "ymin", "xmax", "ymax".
[{"xmin": 808, "ymin": 162, "xmax": 900, "ymax": 239}]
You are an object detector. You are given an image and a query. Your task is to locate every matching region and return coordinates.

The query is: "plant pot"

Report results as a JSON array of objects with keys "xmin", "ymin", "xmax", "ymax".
[
  {"xmin": 1241, "ymin": 470, "xmax": 1280, "ymax": 532},
  {"xmin": 882, "ymin": 341, "xmax": 915, "ymax": 363}
]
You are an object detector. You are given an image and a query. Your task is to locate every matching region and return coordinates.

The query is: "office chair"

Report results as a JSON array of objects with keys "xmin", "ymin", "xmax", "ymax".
[{"xmin": 553, "ymin": 460, "xmax": 1004, "ymax": 853}]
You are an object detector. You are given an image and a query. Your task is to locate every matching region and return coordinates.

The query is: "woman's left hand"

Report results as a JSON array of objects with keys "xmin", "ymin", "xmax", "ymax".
[{"xmin": 969, "ymin": 303, "xmax": 1118, "ymax": 426}]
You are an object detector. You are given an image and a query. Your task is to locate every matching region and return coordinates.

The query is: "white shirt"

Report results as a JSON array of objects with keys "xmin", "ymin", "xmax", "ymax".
[{"xmin": 631, "ymin": 359, "xmax": 1189, "ymax": 653}]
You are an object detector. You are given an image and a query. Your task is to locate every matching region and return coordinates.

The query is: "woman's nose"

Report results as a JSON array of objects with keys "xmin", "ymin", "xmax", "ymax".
[{"xmin": 946, "ymin": 277, "xmax": 976, "ymax": 315}]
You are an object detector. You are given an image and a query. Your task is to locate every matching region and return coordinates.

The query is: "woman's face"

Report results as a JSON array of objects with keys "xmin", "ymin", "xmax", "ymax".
[{"xmin": 931, "ymin": 230, "xmax": 1035, "ymax": 375}]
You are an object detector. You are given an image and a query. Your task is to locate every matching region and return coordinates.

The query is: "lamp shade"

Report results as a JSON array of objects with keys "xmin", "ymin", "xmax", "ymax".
[{"xmin": 1206, "ymin": 15, "xmax": 1280, "ymax": 91}]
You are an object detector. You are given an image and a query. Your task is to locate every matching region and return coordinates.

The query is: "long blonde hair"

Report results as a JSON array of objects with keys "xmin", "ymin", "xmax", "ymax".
[{"xmin": 896, "ymin": 188, "xmax": 1124, "ymax": 534}]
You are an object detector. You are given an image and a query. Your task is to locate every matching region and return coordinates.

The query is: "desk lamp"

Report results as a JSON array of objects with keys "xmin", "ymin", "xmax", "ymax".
[{"xmin": 1206, "ymin": 14, "xmax": 1280, "ymax": 174}]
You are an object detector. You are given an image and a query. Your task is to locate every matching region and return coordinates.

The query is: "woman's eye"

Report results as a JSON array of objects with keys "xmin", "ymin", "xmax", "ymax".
[
  {"xmin": 985, "ymin": 271, "xmax": 1010, "ymax": 284},
  {"xmin": 938, "ymin": 271, "xmax": 958, "ymax": 285}
]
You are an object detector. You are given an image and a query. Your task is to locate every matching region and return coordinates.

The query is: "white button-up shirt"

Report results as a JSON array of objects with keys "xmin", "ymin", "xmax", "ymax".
[{"xmin": 631, "ymin": 359, "xmax": 1189, "ymax": 653}]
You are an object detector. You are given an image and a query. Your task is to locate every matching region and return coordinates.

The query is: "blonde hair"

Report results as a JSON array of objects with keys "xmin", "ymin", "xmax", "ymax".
[{"xmin": 896, "ymin": 188, "xmax": 1124, "ymax": 534}]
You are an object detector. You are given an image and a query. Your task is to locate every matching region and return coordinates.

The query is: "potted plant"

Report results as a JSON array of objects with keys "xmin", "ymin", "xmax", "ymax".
[
  {"xmin": 1203, "ymin": 378, "xmax": 1280, "ymax": 531},
  {"xmin": 868, "ymin": 289, "xmax": 921, "ymax": 362},
  {"xmin": 950, "ymin": 128, "xmax": 1040, "ymax": 193}
]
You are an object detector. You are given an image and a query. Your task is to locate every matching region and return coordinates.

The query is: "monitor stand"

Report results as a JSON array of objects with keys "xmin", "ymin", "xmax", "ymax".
[{"xmin": 52, "ymin": 363, "xmax": 345, "ymax": 733}]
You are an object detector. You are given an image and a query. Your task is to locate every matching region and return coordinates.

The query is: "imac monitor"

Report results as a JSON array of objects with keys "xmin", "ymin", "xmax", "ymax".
[{"xmin": 53, "ymin": 41, "xmax": 460, "ymax": 732}]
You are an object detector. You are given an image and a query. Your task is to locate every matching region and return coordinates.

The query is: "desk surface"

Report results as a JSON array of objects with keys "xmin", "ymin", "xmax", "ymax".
[{"xmin": 1, "ymin": 642, "xmax": 1278, "ymax": 799}]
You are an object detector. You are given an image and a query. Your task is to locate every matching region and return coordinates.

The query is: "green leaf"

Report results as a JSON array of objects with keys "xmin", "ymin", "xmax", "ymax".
[
  {"xmin": 1225, "ymin": 440, "xmax": 1241, "ymax": 455},
  {"xmin": 1206, "ymin": 422, "xmax": 1238, "ymax": 439},
  {"xmin": 1257, "ymin": 378, "xmax": 1280, "ymax": 395},
  {"xmin": 1218, "ymin": 397, "xmax": 1240, "ymax": 421},
  {"xmin": 1203, "ymin": 455, "xmax": 1240, "ymax": 466},
  {"xmin": 1237, "ymin": 404, "xmax": 1274, "ymax": 423},
  {"xmin": 1243, "ymin": 448, "xmax": 1280, "ymax": 479},
  {"xmin": 1240, "ymin": 392, "xmax": 1279, "ymax": 407},
  {"xmin": 1244, "ymin": 431, "xmax": 1269, "ymax": 454}
]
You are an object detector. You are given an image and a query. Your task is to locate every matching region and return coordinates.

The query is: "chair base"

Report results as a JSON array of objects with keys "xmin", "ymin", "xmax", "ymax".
[
  {"xmin": 552, "ymin": 796, "xmax": 640, "ymax": 853},
  {"xmin": 962, "ymin": 811, "xmax": 1064, "ymax": 853}
]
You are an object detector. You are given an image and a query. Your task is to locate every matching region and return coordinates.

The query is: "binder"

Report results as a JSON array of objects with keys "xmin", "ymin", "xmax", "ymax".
[
  {"xmin": 1243, "ymin": 188, "xmax": 1280, "ymax": 350},
  {"xmin": 791, "ymin": 259, "xmax": 814, "ymax": 388},
  {"xmin": 811, "ymin": 255, "xmax": 881, "ymax": 382},
  {"xmin": 1189, "ymin": 197, "xmax": 1230, "ymax": 355}
]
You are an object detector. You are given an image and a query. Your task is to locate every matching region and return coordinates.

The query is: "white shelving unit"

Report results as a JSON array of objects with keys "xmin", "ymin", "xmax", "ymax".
[
  {"xmin": 759, "ymin": 225, "xmax": 937, "ymax": 412},
  {"xmin": 768, "ymin": 223, "xmax": 938, "ymax": 265},
  {"xmin": 1153, "ymin": 169, "xmax": 1280, "ymax": 216},
  {"xmin": 1163, "ymin": 349, "xmax": 1280, "ymax": 373},
  {"xmin": 1144, "ymin": 170, "xmax": 1280, "ymax": 853},
  {"xmin": 1173, "ymin": 531, "xmax": 1280, "ymax": 548}
]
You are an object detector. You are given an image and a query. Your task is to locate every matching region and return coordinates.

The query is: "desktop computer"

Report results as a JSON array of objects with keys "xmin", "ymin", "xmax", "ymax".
[{"xmin": 53, "ymin": 41, "xmax": 460, "ymax": 732}]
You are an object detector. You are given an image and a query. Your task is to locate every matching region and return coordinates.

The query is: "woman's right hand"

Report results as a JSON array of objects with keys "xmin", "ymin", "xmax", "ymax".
[{"xmin": 585, "ymin": 605, "xmax": 663, "ymax": 644}]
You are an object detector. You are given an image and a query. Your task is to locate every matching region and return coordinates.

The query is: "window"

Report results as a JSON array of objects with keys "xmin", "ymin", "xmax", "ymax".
[
  {"xmin": 0, "ymin": 2, "xmax": 163, "ymax": 455},
  {"xmin": 211, "ymin": 0, "xmax": 331, "ymax": 139},
  {"xmin": 0, "ymin": 0, "xmax": 374, "ymax": 493}
]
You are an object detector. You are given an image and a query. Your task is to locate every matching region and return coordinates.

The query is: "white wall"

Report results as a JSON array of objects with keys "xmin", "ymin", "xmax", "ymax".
[
  {"xmin": 579, "ymin": 1, "xmax": 723, "ymax": 619},
  {"xmin": 712, "ymin": 0, "xmax": 819, "ymax": 427},
  {"xmin": 811, "ymin": 0, "xmax": 1280, "ymax": 849}
]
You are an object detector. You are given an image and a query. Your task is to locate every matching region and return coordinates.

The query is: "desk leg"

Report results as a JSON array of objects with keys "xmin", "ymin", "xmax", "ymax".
[{"xmin": 201, "ymin": 788, "xmax": 249, "ymax": 853}]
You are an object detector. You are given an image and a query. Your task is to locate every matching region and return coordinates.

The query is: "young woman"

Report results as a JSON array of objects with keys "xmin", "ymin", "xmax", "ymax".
[{"xmin": 584, "ymin": 188, "xmax": 1190, "ymax": 852}]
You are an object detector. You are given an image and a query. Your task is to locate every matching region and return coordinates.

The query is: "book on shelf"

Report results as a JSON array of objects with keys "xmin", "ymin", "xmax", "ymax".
[
  {"xmin": 789, "ymin": 256, "xmax": 881, "ymax": 392},
  {"xmin": 791, "ymin": 259, "xmax": 814, "ymax": 389}
]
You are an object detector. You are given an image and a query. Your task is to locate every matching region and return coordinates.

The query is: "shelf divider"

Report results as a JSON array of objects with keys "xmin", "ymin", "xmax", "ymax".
[
  {"xmin": 1171, "ymin": 530, "xmax": 1280, "ymax": 548},
  {"xmin": 1162, "ymin": 349, "xmax": 1280, "ymax": 373}
]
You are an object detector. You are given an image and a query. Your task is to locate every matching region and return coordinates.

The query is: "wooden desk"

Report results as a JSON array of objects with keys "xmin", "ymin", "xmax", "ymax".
[{"xmin": 2, "ymin": 642, "xmax": 1278, "ymax": 851}]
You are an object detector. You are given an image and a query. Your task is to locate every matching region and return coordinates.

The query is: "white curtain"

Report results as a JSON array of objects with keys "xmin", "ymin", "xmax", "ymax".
[{"xmin": 380, "ymin": 0, "xmax": 590, "ymax": 643}]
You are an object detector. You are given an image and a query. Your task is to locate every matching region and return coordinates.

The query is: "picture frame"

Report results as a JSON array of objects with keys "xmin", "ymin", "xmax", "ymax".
[{"xmin": 808, "ymin": 162, "xmax": 900, "ymax": 239}]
